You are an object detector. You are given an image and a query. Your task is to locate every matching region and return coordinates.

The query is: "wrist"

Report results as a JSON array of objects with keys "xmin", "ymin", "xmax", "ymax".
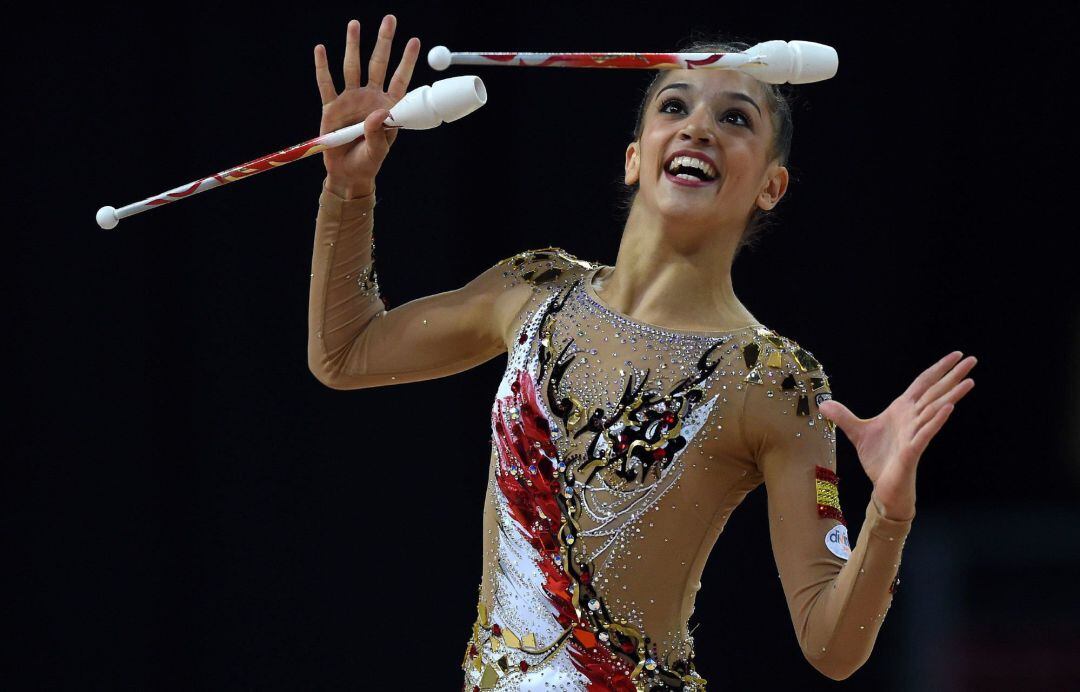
[
  {"xmin": 872, "ymin": 491, "xmax": 915, "ymax": 522},
  {"xmin": 324, "ymin": 175, "xmax": 374, "ymax": 200}
]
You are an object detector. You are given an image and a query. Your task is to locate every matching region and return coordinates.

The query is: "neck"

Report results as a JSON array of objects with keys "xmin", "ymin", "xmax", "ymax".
[{"xmin": 597, "ymin": 200, "xmax": 759, "ymax": 332}]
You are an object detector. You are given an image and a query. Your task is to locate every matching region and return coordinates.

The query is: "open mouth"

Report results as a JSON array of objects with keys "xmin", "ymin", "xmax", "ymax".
[{"xmin": 663, "ymin": 151, "xmax": 719, "ymax": 187}]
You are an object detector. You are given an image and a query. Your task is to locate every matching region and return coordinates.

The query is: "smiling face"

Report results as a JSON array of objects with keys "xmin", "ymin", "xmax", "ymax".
[{"xmin": 624, "ymin": 69, "xmax": 790, "ymax": 238}]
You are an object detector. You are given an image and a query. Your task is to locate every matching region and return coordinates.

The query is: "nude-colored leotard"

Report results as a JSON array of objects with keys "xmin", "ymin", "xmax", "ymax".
[{"xmin": 308, "ymin": 186, "xmax": 914, "ymax": 689}]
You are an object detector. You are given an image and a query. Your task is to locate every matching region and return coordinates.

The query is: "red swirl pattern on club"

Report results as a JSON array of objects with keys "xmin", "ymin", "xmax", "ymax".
[
  {"xmin": 144, "ymin": 138, "xmax": 329, "ymax": 206},
  {"xmin": 474, "ymin": 52, "xmax": 732, "ymax": 70}
]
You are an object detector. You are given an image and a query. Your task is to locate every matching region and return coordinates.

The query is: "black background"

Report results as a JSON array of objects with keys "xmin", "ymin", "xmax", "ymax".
[{"xmin": 10, "ymin": 1, "xmax": 1078, "ymax": 689}]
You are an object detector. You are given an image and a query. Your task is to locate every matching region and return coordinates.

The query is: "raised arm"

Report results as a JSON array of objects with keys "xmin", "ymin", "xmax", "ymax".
[
  {"xmin": 308, "ymin": 182, "xmax": 532, "ymax": 389},
  {"xmin": 740, "ymin": 336, "xmax": 913, "ymax": 681},
  {"xmin": 306, "ymin": 16, "xmax": 528, "ymax": 390}
]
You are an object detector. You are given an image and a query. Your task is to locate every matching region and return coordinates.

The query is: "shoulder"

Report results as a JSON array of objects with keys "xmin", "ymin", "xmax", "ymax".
[
  {"xmin": 491, "ymin": 246, "xmax": 599, "ymax": 289},
  {"xmin": 738, "ymin": 326, "xmax": 835, "ymax": 437},
  {"xmin": 742, "ymin": 327, "xmax": 830, "ymax": 385},
  {"xmin": 488, "ymin": 247, "xmax": 599, "ymax": 346}
]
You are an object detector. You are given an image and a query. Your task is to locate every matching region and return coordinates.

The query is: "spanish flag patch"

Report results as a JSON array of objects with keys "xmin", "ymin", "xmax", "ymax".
[{"xmin": 815, "ymin": 465, "xmax": 846, "ymax": 527}]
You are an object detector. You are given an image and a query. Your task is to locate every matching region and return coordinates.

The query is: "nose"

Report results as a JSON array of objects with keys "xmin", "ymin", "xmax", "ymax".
[{"xmin": 678, "ymin": 108, "xmax": 715, "ymax": 145}]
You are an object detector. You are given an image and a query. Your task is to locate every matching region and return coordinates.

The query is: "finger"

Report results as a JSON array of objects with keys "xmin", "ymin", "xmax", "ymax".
[
  {"xmin": 910, "ymin": 402, "xmax": 954, "ymax": 456},
  {"xmin": 343, "ymin": 19, "xmax": 361, "ymax": 89},
  {"xmin": 366, "ymin": 14, "xmax": 397, "ymax": 90},
  {"xmin": 387, "ymin": 37, "xmax": 421, "ymax": 101},
  {"xmin": 361, "ymin": 108, "xmax": 393, "ymax": 164},
  {"xmin": 915, "ymin": 356, "xmax": 977, "ymax": 412},
  {"xmin": 912, "ymin": 396, "xmax": 947, "ymax": 437},
  {"xmin": 938, "ymin": 377, "xmax": 975, "ymax": 408},
  {"xmin": 904, "ymin": 351, "xmax": 964, "ymax": 403},
  {"xmin": 912, "ymin": 378, "xmax": 974, "ymax": 434},
  {"xmin": 314, "ymin": 44, "xmax": 337, "ymax": 106}
]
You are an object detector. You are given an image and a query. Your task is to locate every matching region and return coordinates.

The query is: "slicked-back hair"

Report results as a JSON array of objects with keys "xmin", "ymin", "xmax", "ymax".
[{"xmin": 618, "ymin": 36, "xmax": 797, "ymax": 256}]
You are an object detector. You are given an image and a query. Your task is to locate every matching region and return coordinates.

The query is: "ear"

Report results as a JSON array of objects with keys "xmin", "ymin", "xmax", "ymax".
[
  {"xmin": 756, "ymin": 162, "xmax": 789, "ymax": 211},
  {"xmin": 624, "ymin": 141, "xmax": 640, "ymax": 186}
]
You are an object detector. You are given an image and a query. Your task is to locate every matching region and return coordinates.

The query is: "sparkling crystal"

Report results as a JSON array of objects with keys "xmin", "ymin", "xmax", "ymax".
[{"xmin": 467, "ymin": 257, "xmax": 840, "ymax": 681}]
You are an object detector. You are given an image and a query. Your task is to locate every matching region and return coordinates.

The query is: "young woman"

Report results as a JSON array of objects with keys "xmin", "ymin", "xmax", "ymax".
[{"xmin": 308, "ymin": 16, "xmax": 976, "ymax": 690}]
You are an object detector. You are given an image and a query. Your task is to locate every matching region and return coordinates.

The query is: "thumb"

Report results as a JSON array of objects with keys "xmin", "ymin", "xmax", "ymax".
[
  {"xmin": 362, "ymin": 108, "xmax": 393, "ymax": 161},
  {"xmin": 819, "ymin": 399, "xmax": 858, "ymax": 432}
]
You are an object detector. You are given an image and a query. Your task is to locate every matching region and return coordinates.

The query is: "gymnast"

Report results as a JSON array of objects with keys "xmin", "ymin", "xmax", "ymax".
[{"xmin": 307, "ymin": 15, "xmax": 976, "ymax": 690}]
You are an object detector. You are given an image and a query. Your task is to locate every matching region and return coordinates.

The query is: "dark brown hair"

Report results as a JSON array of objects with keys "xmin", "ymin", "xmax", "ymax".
[{"xmin": 619, "ymin": 36, "xmax": 797, "ymax": 255}]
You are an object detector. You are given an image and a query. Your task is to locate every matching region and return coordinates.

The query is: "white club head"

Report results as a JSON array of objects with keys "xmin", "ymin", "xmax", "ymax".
[
  {"xmin": 386, "ymin": 75, "xmax": 488, "ymax": 130},
  {"xmin": 740, "ymin": 40, "xmax": 838, "ymax": 84}
]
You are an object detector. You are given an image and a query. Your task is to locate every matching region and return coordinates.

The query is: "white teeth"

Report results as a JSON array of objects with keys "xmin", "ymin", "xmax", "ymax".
[{"xmin": 666, "ymin": 155, "xmax": 716, "ymax": 179}]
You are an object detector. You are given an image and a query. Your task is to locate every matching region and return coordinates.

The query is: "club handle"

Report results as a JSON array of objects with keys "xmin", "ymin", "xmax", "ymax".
[{"xmin": 96, "ymin": 76, "xmax": 488, "ymax": 229}]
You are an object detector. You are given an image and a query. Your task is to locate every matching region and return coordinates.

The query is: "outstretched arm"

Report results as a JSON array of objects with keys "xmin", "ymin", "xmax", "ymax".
[{"xmin": 742, "ymin": 340, "xmax": 974, "ymax": 680}]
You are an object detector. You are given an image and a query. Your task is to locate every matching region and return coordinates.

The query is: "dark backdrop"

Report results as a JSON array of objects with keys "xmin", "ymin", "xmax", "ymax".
[{"xmin": 10, "ymin": 2, "xmax": 1078, "ymax": 690}]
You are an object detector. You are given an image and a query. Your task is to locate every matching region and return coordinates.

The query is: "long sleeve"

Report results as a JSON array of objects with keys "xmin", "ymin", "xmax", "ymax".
[
  {"xmin": 307, "ymin": 183, "xmax": 553, "ymax": 390},
  {"xmin": 739, "ymin": 334, "xmax": 913, "ymax": 681},
  {"xmin": 307, "ymin": 183, "xmax": 386, "ymax": 387}
]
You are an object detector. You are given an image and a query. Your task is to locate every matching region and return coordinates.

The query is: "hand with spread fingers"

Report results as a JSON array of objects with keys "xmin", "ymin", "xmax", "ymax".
[
  {"xmin": 314, "ymin": 15, "xmax": 421, "ymax": 199},
  {"xmin": 818, "ymin": 352, "xmax": 977, "ymax": 521}
]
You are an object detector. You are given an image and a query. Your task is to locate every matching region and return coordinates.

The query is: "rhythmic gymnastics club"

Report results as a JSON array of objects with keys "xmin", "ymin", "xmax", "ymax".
[
  {"xmin": 427, "ymin": 40, "xmax": 838, "ymax": 84},
  {"xmin": 95, "ymin": 75, "xmax": 488, "ymax": 229}
]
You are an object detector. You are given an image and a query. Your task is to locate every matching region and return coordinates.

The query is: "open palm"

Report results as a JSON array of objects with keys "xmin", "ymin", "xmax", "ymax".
[
  {"xmin": 818, "ymin": 351, "xmax": 977, "ymax": 521},
  {"xmin": 314, "ymin": 15, "xmax": 420, "ymax": 198}
]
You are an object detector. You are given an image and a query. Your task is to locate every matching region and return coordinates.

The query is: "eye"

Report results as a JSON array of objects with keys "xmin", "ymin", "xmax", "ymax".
[
  {"xmin": 659, "ymin": 97, "xmax": 686, "ymax": 114},
  {"xmin": 721, "ymin": 109, "xmax": 751, "ymax": 127},
  {"xmin": 659, "ymin": 98, "xmax": 752, "ymax": 128}
]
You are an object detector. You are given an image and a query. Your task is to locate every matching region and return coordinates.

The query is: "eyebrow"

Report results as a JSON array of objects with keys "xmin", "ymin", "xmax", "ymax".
[{"xmin": 655, "ymin": 82, "xmax": 762, "ymax": 117}]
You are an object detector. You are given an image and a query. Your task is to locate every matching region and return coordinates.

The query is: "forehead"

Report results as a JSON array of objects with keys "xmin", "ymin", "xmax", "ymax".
[{"xmin": 653, "ymin": 68, "xmax": 767, "ymax": 102}]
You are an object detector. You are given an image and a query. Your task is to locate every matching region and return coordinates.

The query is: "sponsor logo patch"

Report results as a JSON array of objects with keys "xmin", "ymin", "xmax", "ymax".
[{"xmin": 825, "ymin": 524, "xmax": 851, "ymax": 560}]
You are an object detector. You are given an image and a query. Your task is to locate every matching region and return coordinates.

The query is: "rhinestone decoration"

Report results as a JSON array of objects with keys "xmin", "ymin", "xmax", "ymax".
[{"xmin": 456, "ymin": 249, "xmax": 897, "ymax": 691}]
